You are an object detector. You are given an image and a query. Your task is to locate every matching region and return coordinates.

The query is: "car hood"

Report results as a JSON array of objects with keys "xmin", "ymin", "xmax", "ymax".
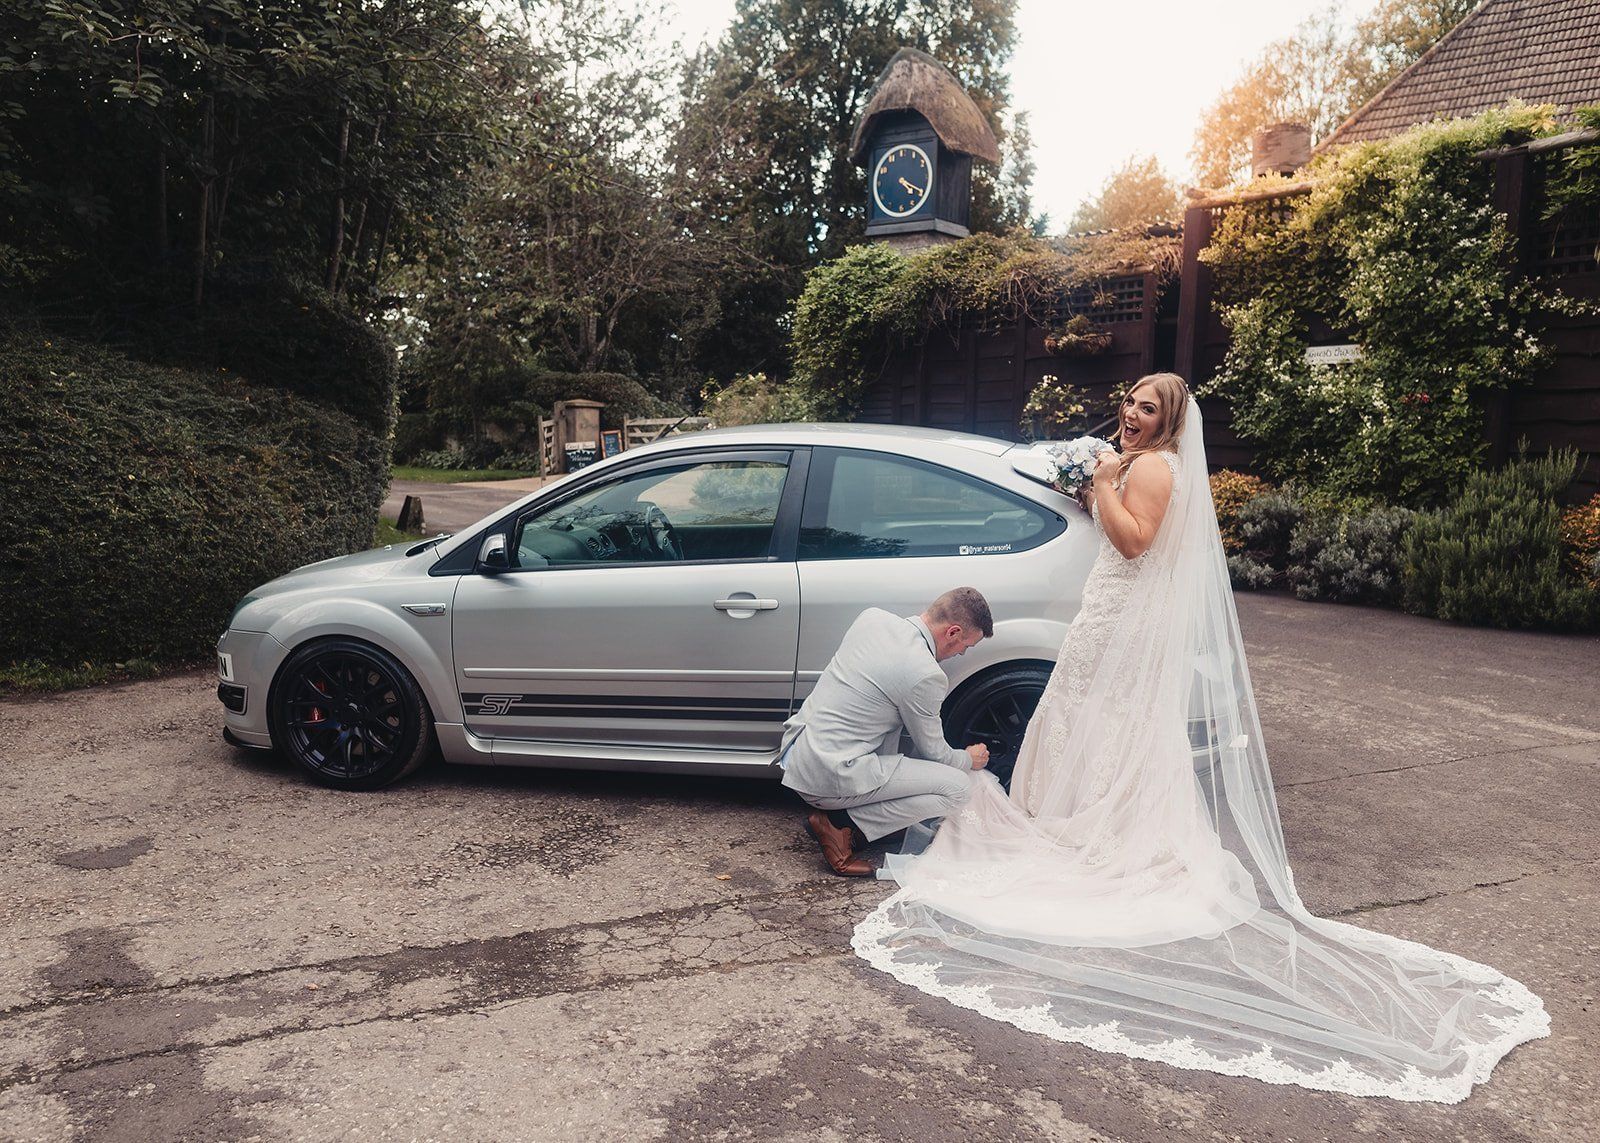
[{"xmin": 250, "ymin": 544, "xmax": 424, "ymax": 599}]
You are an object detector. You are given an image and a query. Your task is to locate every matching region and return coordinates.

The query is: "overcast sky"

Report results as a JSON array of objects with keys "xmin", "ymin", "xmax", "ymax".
[{"xmin": 665, "ymin": 0, "xmax": 1351, "ymax": 229}]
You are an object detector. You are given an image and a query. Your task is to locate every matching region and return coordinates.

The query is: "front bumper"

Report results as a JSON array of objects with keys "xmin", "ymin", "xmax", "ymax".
[{"xmin": 215, "ymin": 628, "xmax": 281, "ymax": 747}]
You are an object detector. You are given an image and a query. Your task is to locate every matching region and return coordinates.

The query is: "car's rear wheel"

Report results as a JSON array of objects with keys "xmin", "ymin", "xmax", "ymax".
[
  {"xmin": 269, "ymin": 639, "xmax": 432, "ymax": 791},
  {"xmin": 943, "ymin": 664, "xmax": 1052, "ymax": 791}
]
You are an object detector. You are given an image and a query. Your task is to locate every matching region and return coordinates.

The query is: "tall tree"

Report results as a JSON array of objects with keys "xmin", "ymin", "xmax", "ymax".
[
  {"xmin": 0, "ymin": 0, "xmax": 517, "ymax": 319},
  {"xmin": 409, "ymin": 0, "xmax": 769, "ymax": 393},
  {"xmin": 668, "ymin": 0, "xmax": 1033, "ymax": 381},
  {"xmin": 1069, "ymin": 155, "xmax": 1184, "ymax": 232},
  {"xmin": 1190, "ymin": 0, "xmax": 1476, "ymax": 189}
]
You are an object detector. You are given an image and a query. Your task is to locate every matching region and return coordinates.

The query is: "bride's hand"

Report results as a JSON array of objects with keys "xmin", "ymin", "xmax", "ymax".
[
  {"xmin": 1091, "ymin": 450, "xmax": 1120, "ymax": 487},
  {"xmin": 1076, "ymin": 484, "xmax": 1096, "ymax": 513}
]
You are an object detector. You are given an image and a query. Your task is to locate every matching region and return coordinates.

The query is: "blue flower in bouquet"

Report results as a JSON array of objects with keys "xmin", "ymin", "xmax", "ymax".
[{"xmin": 1045, "ymin": 436, "xmax": 1115, "ymax": 496}]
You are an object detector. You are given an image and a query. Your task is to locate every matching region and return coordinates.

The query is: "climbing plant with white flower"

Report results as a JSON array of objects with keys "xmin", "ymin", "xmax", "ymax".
[{"xmin": 1199, "ymin": 106, "xmax": 1589, "ymax": 506}]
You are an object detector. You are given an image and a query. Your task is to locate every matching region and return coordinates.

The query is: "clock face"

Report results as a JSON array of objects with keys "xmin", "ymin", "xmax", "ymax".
[{"xmin": 872, "ymin": 143, "xmax": 933, "ymax": 218}]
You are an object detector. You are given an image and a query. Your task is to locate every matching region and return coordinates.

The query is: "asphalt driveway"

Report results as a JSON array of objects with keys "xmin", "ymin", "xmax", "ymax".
[
  {"xmin": 1, "ymin": 595, "xmax": 1597, "ymax": 1141},
  {"xmin": 381, "ymin": 476, "xmax": 553, "ymax": 537}
]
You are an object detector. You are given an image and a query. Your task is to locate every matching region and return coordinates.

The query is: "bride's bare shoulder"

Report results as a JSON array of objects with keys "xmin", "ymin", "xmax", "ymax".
[{"xmin": 1123, "ymin": 451, "xmax": 1176, "ymax": 497}]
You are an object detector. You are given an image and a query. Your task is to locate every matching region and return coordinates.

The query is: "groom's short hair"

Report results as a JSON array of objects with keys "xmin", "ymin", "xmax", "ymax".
[{"xmin": 927, "ymin": 587, "xmax": 993, "ymax": 638}]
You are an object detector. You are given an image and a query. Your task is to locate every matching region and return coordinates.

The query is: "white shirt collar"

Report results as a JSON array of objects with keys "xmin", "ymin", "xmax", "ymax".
[{"xmin": 909, "ymin": 615, "xmax": 938, "ymax": 660}]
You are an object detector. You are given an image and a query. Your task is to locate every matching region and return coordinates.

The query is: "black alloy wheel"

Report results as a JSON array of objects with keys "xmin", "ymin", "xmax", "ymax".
[
  {"xmin": 269, "ymin": 639, "xmax": 433, "ymax": 791},
  {"xmin": 942, "ymin": 664, "xmax": 1052, "ymax": 792}
]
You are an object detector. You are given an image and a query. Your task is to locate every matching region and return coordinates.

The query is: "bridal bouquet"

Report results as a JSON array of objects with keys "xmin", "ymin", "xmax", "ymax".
[{"xmin": 1044, "ymin": 436, "xmax": 1115, "ymax": 496}]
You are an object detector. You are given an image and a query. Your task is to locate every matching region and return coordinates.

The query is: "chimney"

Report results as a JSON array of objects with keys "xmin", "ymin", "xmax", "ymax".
[{"xmin": 1251, "ymin": 123, "xmax": 1312, "ymax": 178}]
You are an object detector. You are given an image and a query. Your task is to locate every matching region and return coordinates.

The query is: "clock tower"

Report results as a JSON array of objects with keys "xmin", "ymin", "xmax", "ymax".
[{"xmin": 851, "ymin": 48, "xmax": 1000, "ymax": 251}]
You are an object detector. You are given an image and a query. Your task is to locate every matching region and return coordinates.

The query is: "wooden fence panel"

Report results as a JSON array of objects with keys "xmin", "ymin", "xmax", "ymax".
[
  {"xmin": 623, "ymin": 416, "xmax": 715, "ymax": 449},
  {"xmin": 857, "ymin": 271, "xmax": 1165, "ymax": 442}
]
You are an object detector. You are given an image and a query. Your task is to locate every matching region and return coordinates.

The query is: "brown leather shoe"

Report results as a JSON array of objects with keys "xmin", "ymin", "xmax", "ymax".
[{"xmin": 805, "ymin": 810, "xmax": 873, "ymax": 877}]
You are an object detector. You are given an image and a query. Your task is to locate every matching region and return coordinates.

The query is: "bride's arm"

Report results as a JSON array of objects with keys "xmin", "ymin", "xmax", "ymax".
[{"xmin": 1091, "ymin": 452, "xmax": 1172, "ymax": 560}]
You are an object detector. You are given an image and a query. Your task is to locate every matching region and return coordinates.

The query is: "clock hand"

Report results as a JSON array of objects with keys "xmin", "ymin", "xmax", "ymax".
[{"xmin": 897, "ymin": 177, "xmax": 924, "ymax": 195}]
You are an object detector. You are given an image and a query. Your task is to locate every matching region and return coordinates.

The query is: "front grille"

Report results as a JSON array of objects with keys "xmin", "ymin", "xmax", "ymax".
[{"xmin": 217, "ymin": 683, "xmax": 247, "ymax": 714}]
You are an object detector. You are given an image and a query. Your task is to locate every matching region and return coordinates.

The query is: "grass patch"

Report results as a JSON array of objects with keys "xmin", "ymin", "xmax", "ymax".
[
  {"xmin": 0, "ymin": 656, "xmax": 199, "ymax": 695},
  {"xmin": 391, "ymin": 466, "xmax": 537, "ymax": 484},
  {"xmin": 375, "ymin": 517, "xmax": 429, "ymax": 547}
]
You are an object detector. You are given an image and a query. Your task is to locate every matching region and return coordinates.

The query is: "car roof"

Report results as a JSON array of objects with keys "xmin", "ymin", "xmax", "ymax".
[{"xmin": 633, "ymin": 422, "xmax": 1015, "ymax": 458}]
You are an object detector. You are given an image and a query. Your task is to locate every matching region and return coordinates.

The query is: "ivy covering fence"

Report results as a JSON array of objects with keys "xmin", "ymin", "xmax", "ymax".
[
  {"xmin": 790, "ymin": 230, "xmax": 1181, "ymax": 417},
  {"xmin": 1200, "ymin": 105, "xmax": 1599, "ymax": 506}
]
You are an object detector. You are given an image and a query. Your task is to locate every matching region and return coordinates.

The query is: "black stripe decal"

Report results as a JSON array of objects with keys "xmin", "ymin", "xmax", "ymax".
[
  {"xmin": 461, "ymin": 693, "xmax": 793, "ymax": 720},
  {"xmin": 481, "ymin": 706, "xmax": 789, "ymax": 722},
  {"xmin": 462, "ymin": 693, "xmax": 790, "ymax": 710}
]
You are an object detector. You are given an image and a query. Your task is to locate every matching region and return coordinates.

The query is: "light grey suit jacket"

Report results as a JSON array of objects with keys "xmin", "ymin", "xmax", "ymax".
[{"xmin": 779, "ymin": 608, "xmax": 973, "ymax": 800}]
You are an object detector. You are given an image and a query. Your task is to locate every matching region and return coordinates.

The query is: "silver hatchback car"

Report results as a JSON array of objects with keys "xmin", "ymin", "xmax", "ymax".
[{"xmin": 217, "ymin": 424, "xmax": 1098, "ymax": 789}]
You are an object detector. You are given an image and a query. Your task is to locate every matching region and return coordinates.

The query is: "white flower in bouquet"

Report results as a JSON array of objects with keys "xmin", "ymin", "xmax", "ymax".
[{"xmin": 1044, "ymin": 436, "xmax": 1115, "ymax": 496}]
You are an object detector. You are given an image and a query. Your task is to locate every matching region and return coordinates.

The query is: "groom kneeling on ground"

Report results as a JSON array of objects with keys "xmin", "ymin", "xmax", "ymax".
[{"xmin": 781, "ymin": 587, "xmax": 993, "ymax": 877}]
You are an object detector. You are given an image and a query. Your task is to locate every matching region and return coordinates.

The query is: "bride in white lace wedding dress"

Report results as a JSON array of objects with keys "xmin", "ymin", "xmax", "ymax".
[{"xmin": 854, "ymin": 373, "xmax": 1548, "ymax": 1102}]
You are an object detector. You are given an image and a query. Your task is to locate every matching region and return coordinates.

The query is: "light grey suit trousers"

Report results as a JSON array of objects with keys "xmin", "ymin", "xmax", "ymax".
[{"xmin": 780, "ymin": 608, "xmax": 974, "ymax": 842}]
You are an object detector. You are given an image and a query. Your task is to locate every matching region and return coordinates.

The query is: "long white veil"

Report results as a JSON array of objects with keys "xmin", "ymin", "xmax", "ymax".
[{"xmin": 855, "ymin": 398, "xmax": 1548, "ymax": 1102}]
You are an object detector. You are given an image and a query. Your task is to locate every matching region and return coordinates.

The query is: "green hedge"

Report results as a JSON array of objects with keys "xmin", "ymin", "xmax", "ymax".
[
  {"xmin": 0, "ymin": 336, "xmax": 390, "ymax": 665},
  {"xmin": 135, "ymin": 271, "xmax": 399, "ymax": 437}
]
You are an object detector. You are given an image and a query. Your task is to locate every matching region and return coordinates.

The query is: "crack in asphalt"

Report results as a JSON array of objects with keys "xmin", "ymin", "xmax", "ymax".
[
  {"xmin": 0, "ymin": 876, "xmax": 871, "ymax": 1021},
  {"xmin": 1327, "ymin": 861, "xmax": 1590, "ymax": 918},
  {"xmin": 1274, "ymin": 735, "xmax": 1600, "ymax": 790},
  {"xmin": 1, "ymin": 945, "xmax": 849, "ymax": 1093}
]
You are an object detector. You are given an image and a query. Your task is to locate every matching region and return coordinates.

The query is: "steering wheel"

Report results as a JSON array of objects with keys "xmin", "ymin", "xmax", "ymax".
[{"xmin": 641, "ymin": 503, "xmax": 684, "ymax": 561}]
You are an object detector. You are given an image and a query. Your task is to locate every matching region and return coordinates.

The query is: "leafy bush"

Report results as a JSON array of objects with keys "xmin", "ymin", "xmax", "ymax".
[
  {"xmin": 1560, "ymin": 493, "xmax": 1600, "ymax": 588},
  {"xmin": 1287, "ymin": 506, "xmax": 1418, "ymax": 605},
  {"xmin": 1227, "ymin": 554, "xmax": 1278, "ymax": 591},
  {"xmin": 487, "ymin": 451, "xmax": 542, "ymax": 473},
  {"xmin": 1209, "ymin": 470, "xmax": 1272, "ymax": 554},
  {"xmin": 1019, "ymin": 374, "xmax": 1092, "ymax": 441},
  {"xmin": 0, "ymin": 336, "xmax": 389, "ymax": 666},
  {"xmin": 408, "ymin": 447, "xmax": 484, "ymax": 470},
  {"xmin": 1201, "ymin": 106, "xmax": 1564, "ymax": 505},
  {"xmin": 1235, "ymin": 488, "xmax": 1306, "ymax": 571},
  {"xmin": 698, "ymin": 372, "xmax": 824, "ymax": 427},
  {"xmin": 393, "ymin": 411, "xmax": 444, "ymax": 463},
  {"xmin": 517, "ymin": 370, "xmax": 666, "ymax": 429},
  {"xmin": 1402, "ymin": 448, "xmax": 1596, "ymax": 629}
]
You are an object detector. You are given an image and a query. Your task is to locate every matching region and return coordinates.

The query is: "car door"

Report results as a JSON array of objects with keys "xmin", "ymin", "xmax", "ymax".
[
  {"xmin": 793, "ymin": 446, "xmax": 1065, "ymax": 705},
  {"xmin": 451, "ymin": 449, "xmax": 806, "ymax": 752}
]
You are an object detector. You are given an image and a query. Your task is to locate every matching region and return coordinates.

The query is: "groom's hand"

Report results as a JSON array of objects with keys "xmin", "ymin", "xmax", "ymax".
[{"xmin": 965, "ymin": 743, "xmax": 990, "ymax": 769}]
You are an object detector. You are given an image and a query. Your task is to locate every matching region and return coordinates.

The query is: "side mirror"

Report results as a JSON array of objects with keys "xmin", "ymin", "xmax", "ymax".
[{"xmin": 477, "ymin": 533, "xmax": 509, "ymax": 574}]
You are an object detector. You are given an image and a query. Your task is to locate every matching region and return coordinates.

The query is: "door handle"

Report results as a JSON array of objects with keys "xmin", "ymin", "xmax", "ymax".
[{"xmin": 714, "ymin": 597, "xmax": 780, "ymax": 611}]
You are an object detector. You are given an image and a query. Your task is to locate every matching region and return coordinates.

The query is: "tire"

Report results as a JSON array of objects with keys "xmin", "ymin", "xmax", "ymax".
[
  {"xmin": 269, "ymin": 638, "xmax": 433, "ymax": 791},
  {"xmin": 942, "ymin": 663, "xmax": 1052, "ymax": 791}
]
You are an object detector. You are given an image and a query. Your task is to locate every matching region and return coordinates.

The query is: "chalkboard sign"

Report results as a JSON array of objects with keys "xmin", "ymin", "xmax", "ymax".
[
  {"xmin": 600, "ymin": 429, "xmax": 623, "ymax": 458},
  {"xmin": 564, "ymin": 441, "xmax": 599, "ymax": 472}
]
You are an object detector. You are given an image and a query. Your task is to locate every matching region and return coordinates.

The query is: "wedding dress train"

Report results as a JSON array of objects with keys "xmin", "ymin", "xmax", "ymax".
[{"xmin": 854, "ymin": 400, "xmax": 1548, "ymax": 1102}]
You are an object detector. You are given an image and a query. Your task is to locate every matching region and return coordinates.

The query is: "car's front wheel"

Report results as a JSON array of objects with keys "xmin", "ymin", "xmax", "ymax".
[
  {"xmin": 269, "ymin": 639, "xmax": 432, "ymax": 791},
  {"xmin": 943, "ymin": 663, "xmax": 1052, "ymax": 790}
]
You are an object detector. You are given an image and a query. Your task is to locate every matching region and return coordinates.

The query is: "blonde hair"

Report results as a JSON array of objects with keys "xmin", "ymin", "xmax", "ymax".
[{"xmin": 1117, "ymin": 372, "xmax": 1190, "ymax": 479}]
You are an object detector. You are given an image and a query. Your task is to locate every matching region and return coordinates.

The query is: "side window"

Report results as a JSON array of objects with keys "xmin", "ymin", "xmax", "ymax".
[
  {"xmin": 514, "ymin": 459, "xmax": 788, "ymax": 567},
  {"xmin": 799, "ymin": 450, "xmax": 1060, "ymax": 560}
]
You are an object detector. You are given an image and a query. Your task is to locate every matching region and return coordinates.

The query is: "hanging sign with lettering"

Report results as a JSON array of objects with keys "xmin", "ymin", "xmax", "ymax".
[{"xmin": 1304, "ymin": 344, "xmax": 1364, "ymax": 365}]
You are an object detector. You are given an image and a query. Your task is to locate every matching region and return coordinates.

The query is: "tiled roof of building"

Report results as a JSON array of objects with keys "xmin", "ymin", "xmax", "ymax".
[{"xmin": 1321, "ymin": 0, "xmax": 1600, "ymax": 148}]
